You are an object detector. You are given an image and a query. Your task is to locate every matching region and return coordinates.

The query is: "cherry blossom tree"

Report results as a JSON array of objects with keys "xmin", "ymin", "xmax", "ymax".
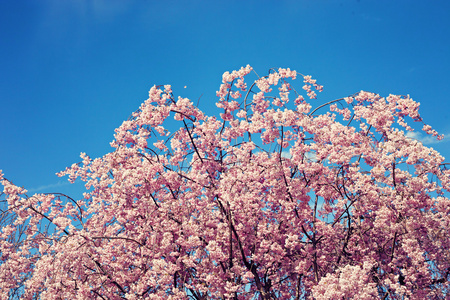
[{"xmin": 1, "ymin": 65, "xmax": 450, "ymax": 299}]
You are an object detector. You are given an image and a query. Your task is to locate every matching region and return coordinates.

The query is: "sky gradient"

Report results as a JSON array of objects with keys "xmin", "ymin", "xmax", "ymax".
[{"xmin": 1, "ymin": 0, "xmax": 449, "ymax": 197}]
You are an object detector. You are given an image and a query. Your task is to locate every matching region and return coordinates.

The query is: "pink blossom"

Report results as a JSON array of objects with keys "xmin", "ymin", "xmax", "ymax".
[{"xmin": 0, "ymin": 66, "xmax": 448, "ymax": 299}]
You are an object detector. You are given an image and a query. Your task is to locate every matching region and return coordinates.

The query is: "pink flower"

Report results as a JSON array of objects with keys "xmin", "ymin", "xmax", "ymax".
[{"xmin": 1, "ymin": 65, "xmax": 447, "ymax": 299}]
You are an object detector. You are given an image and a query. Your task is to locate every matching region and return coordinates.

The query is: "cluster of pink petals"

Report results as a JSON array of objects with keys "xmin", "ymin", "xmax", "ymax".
[{"xmin": 1, "ymin": 66, "xmax": 449, "ymax": 299}]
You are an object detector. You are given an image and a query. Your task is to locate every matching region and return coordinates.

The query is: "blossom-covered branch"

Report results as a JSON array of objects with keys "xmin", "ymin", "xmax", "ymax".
[{"xmin": 1, "ymin": 66, "xmax": 449, "ymax": 299}]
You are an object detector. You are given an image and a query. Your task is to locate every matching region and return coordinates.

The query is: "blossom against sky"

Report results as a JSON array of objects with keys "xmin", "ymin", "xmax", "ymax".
[{"xmin": 1, "ymin": 0, "xmax": 449, "ymax": 196}]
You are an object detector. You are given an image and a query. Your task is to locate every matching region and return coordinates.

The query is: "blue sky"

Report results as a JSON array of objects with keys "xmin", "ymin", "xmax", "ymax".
[{"xmin": 1, "ymin": 0, "xmax": 449, "ymax": 197}]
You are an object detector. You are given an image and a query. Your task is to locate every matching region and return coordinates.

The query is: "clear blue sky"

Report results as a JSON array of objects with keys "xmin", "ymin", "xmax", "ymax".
[{"xmin": 1, "ymin": 0, "xmax": 449, "ymax": 196}]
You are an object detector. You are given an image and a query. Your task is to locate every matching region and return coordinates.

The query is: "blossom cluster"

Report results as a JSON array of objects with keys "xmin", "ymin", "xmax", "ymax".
[{"xmin": 1, "ymin": 66, "xmax": 449, "ymax": 299}]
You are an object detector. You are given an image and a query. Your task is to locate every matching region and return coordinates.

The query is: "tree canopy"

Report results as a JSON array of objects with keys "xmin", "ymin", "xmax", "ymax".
[{"xmin": 1, "ymin": 66, "xmax": 449, "ymax": 299}]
